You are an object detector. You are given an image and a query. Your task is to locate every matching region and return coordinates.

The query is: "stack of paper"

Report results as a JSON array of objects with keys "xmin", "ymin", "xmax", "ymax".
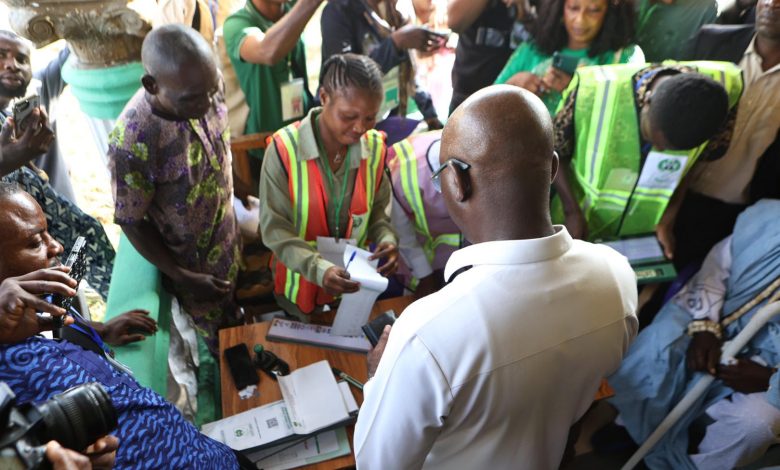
[
  {"xmin": 331, "ymin": 246, "xmax": 389, "ymax": 336},
  {"xmin": 266, "ymin": 318, "xmax": 372, "ymax": 353},
  {"xmin": 201, "ymin": 361, "xmax": 358, "ymax": 452}
]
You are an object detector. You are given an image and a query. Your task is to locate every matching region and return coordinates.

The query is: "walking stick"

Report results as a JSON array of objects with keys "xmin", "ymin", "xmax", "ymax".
[{"xmin": 621, "ymin": 301, "xmax": 780, "ymax": 470}]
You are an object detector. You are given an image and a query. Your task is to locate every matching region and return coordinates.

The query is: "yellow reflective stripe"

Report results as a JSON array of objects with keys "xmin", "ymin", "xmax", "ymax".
[
  {"xmin": 278, "ymin": 127, "xmax": 309, "ymax": 238},
  {"xmin": 432, "ymin": 233, "xmax": 460, "ymax": 248},
  {"xmin": 396, "ymin": 139, "xmax": 432, "ymax": 241},
  {"xmin": 356, "ymin": 131, "xmax": 383, "ymax": 246}
]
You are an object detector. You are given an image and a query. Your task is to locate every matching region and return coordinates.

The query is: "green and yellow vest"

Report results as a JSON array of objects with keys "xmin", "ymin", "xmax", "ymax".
[{"xmin": 553, "ymin": 61, "xmax": 743, "ymax": 240}]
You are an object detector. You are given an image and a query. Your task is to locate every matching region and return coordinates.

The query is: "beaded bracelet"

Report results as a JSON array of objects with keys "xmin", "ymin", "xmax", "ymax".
[{"xmin": 686, "ymin": 320, "xmax": 723, "ymax": 340}]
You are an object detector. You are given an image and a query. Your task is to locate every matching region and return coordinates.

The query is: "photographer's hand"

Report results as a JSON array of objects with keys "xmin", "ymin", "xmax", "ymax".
[
  {"xmin": 84, "ymin": 435, "xmax": 119, "ymax": 470},
  {"xmin": 46, "ymin": 441, "xmax": 91, "ymax": 470},
  {"xmin": 0, "ymin": 108, "xmax": 55, "ymax": 177},
  {"xmin": 0, "ymin": 267, "xmax": 77, "ymax": 344}
]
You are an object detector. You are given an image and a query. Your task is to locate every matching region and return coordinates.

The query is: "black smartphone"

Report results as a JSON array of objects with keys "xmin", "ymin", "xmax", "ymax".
[
  {"xmin": 552, "ymin": 52, "xmax": 580, "ymax": 76},
  {"xmin": 224, "ymin": 343, "xmax": 260, "ymax": 390},
  {"xmin": 51, "ymin": 237, "xmax": 87, "ymax": 333},
  {"xmin": 12, "ymin": 95, "xmax": 39, "ymax": 137},
  {"xmin": 362, "ymin": 311, "xmax": 397, "ymax": 347}
]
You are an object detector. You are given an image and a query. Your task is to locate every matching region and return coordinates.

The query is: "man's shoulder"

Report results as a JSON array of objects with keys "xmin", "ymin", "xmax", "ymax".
[{"xmin": 109, "ymin": 91, "xmax": 165, "ymax": 157}]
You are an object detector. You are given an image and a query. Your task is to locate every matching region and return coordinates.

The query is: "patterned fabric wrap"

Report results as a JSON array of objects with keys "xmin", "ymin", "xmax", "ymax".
[
  {"xmin": 1, "ymin": 167, "xmax": 114, "ymax": 299},
  {"xmin": 0, "ymin": 337, "xmax": 238, "ymax": 469}
]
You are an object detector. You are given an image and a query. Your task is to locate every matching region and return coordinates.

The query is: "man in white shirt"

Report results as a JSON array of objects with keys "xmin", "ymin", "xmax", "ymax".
[{"xmin": 354, "ymin": 85, "xmax": 639, "ymax": 469}]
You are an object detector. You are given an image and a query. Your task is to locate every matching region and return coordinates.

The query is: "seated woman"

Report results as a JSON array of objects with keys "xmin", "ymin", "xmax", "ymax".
[
  {"xmin": 495, "ymin": 0, "xmax": 642, "ymax": 114},
  {"xmin": 259, "ymin": 53, "xmax": 399, "ymax": 321}
]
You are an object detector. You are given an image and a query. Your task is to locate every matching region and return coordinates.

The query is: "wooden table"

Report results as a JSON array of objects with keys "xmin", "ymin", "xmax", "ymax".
[{"xmin": 219, "ymin": 296, "xmax": 415, "ymax": 469}]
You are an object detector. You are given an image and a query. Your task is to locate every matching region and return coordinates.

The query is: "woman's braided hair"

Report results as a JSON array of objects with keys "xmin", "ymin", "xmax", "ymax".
[{"xmin": 320, "ymin": 53, "xmax": 384, "ymax": 97}]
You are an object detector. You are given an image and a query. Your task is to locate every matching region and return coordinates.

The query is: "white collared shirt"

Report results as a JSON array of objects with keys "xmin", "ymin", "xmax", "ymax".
[{"xmin": 354, "ymin": 227, "xmax": 638, "ymax": 469}]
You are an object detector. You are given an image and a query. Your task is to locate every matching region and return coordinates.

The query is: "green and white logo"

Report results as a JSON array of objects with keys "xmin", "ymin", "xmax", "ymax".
[{"xmin": 658, "ymin": 159, "xmax": 681, "ymax": 172}]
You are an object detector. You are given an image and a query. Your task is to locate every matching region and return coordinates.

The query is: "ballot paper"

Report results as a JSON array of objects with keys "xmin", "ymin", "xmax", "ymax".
[
  {"xmin": 316, "ymin": 237, "xmax": 357, "ymax": 267},
  {"xmin": 201, "ymin": 362, "xmax": 357, "ymax": 452},
  {"xmin": 330, "ymin": 245, "xmax": 389, "ymax": 336}
]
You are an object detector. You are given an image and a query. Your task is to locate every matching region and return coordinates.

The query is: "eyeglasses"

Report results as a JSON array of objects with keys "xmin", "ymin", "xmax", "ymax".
[{"xmin": 430, "ymin": 158, "xmax": 471, "ymax": 193}]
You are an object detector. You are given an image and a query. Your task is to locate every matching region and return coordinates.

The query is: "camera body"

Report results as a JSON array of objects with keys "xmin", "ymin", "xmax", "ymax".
[{"xmin": 0, "ymin": 382, "xmax": 117, "ymax": 470}]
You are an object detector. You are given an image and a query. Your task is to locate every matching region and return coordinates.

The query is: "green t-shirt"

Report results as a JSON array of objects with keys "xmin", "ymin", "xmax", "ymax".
[
  {"xmin": 636, "ymin": 0, "xmax": 717, "ymax": 62},
  {"xmin": 223, "ymin": 1, "xmax": 311, "ymax": 157},
  {"xmin": 495, "ymin": 42, "xmax": 644, "ymax": 114}
]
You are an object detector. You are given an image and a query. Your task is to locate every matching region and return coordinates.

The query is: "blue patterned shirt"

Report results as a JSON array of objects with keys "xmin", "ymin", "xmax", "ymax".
[{"xmin": 0, "ymin": 337, "xmax": 238, "ymax": 469}]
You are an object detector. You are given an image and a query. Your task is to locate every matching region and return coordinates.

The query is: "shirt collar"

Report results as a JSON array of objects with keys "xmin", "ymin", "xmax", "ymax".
[
  {"xmin": 744, "ymin": 35, "xmax": 780, "ymax": 76},
  {"xmin": 444, "ymin": 226, "xmax": 574, "ymax": 281},
  {"xmin": 297, "ymin": 107, "xmax": 369, "ymax": 170}
]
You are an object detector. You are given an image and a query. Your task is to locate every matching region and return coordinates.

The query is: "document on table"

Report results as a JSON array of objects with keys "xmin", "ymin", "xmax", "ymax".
[
  {"xmin": 316, "ymin": 237, "xmax": 357, "ymax": 267},
  {"xmin": 201, "ymin": 362, "xmax": 357, "ymax": 451},
  {"xmin": 246, "ymin": 427, "xmax": 351, "ymax": 469},
  {"xmin": 278, "ymin": 361, "xmax": 350, "ymax": 435},
  {"xmin": 331, "ymin": 245, "xmax": 389, "ymax": 336}
]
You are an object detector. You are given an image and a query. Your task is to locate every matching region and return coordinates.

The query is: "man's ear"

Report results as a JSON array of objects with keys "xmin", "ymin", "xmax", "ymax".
[
  {"xmin": 550, "ymin": 151, "xmax": 559, "ymax": 184},
  {"xmin": 141, "ymin": 75, "xmax": 158, "ymax": 95},
  {"xmin": 448, "ymin": 164, "xmax": 472, "ymax": 203}
]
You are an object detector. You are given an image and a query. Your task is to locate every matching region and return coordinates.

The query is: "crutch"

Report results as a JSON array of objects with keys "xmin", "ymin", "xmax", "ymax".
[{"xmin": 621, "ymin": 301, "xmax": 780, "ymax": 470}]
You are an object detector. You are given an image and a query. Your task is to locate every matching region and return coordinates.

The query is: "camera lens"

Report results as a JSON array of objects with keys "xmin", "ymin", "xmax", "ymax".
[{"xmin": 37, "ymin": 383, "xmax": 118, "ymax": 451}]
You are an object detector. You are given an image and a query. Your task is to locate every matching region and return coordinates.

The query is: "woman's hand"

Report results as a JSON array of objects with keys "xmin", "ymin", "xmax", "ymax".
[
  {"xmin": 370, "ymin": 242, "xmax": 399, "ymax": 277},
  {"xmin": 505, "ymin": 72, "xmax": 544, "ymax": 95},
  {"xmin": 542, "ymin": 66, "xmax": 574, "ymax": 93},
  {"xmin": 323, "ymin": 266, "xmax": 360, "ymax": 295}
]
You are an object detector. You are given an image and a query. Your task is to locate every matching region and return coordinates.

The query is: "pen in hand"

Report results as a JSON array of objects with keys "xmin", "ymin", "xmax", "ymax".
[{"xmin": 345, "ymin": 251, "xmax": 357, "ymax": 272}]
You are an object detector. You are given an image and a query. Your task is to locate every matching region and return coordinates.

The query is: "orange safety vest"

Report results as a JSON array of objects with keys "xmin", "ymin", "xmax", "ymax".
[{"xmin": 271, "ymin": 122, "xmax": 387, "ymax": 314}]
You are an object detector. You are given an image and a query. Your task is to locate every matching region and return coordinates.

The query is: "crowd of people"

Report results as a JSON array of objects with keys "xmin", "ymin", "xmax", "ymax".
[{"xmin": 0, "ymin": 0, "xmax": 779, "ymax": 468}]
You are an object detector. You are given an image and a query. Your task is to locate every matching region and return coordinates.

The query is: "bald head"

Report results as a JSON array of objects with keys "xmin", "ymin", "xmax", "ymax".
[
  {"xmin": 141, "ymin": 24, "xmax": 219, "ymax": 119},
  {"xmin": 440, "ymin": 86, "xmax": 557, "ymax": 242},
  {"xmin": 142, "ymin": 24, "xmax": 215, "ymax": 77}
]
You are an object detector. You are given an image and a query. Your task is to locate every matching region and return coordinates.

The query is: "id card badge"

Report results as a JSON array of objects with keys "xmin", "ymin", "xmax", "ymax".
[
  {"xmin": 317, "ymin": 236, "xmax": 357, "ymax": 267},
  {"xmin": 281, "ymin": 78, "xmax": 305, "ymax": 122},
  {"xmin": 378, "ymin": 66, "xmax": 400, "ymax": 119},
  {"xmin": 636, "ymin": 151, "xmax": 689, "ymax": 192}
]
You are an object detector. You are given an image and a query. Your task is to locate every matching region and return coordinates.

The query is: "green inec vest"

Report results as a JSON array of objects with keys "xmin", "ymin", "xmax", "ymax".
[{"xmin": 557, "ymin": 61, "xmax": 743, "ymax": 240}]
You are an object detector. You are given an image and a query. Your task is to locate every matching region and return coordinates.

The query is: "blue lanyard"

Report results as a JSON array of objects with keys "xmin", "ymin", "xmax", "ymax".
[{"xmin": 44, "ymin": 295, "xmax": 112, "ymax": 356}]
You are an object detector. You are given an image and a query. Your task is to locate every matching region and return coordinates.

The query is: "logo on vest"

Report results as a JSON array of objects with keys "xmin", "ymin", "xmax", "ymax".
[
  {"xmin": 352, "ymin": 213, "xmax": 367, "ymax": 231},
  {"xmin": 657, "ymin": 159, "xmax": 681, "ymax": 172}
]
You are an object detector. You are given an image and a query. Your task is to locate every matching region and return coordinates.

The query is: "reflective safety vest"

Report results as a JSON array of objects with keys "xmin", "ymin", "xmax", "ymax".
[
  {"xmin": 554, "ymin": 60, "xmax": 743, "ymax": 240},
  {"xmin": 271, "ymin": 122, "xmax": 387, "ymax": 314},
  {"xmin": 388, "ymin": 134, "xmax": 461, "ymax": 271}
]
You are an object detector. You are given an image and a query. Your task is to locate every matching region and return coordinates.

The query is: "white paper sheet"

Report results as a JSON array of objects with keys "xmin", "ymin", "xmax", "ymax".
[
  {"xmin": 278, "ymin": 361, "xmax": 350, "ymax": 435},
  {"xmin": 266, "ymin": 317, "xmax": 371, "ymax": 353},
  {"xmin": 201, "ymin": 366, "xmax": 356, "ymax": 450},
  {"xmin": 316, "ymin": 237, "xmax": 357, "ymax": 268},
  {"xmin": 331, "ymin": 245, "xmax": 388, "ymax": 336}
]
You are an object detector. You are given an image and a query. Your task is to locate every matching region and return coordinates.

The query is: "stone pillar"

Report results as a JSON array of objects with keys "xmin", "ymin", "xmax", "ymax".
[{"xmin": 2, "ymin": 0, "xmax": 154, "ymax": 68}]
